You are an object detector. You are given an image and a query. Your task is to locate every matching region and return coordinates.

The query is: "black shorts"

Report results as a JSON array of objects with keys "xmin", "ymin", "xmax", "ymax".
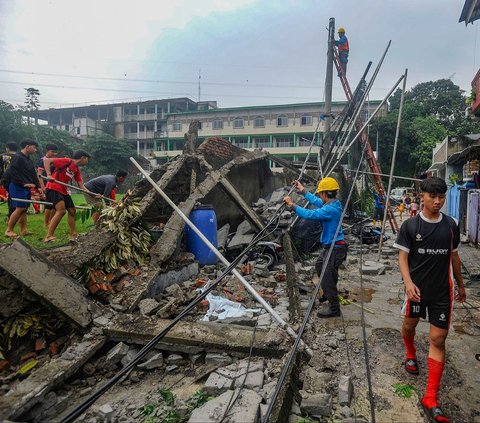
[
  {"xmin": 372, "ymin": 207, "xmax": 384, "ymax": 220},
  {"xmin": 402, "ymin": 297, "xmax": 452, "ymax": 330},
  {"xmin": 46, "ymin": 189, "xmax": 75, "ymax": 210}
]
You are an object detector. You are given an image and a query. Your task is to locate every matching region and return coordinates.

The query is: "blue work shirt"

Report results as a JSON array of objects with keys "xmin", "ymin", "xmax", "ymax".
[
  {"xmin": 294, "ymin": 192, "xmax": 344, "ymax": 245},
  {"xmin": 373, "ymin": 192, "xmax": 386, "ymax": 209}
]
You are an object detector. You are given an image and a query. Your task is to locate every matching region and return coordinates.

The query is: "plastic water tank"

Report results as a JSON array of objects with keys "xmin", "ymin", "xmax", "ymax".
[{"xmin": 185, "ymin": 205, "xmax": 218, "ymax": 265}]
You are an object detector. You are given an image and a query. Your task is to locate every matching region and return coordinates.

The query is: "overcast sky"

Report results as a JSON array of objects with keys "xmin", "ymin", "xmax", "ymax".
[{"xmin": 0, "ymin": 0, "xmax": 478, "ymax": 110}]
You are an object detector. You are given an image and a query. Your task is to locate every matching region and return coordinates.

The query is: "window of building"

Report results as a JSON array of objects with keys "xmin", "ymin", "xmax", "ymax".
[
  {"xmin": 197, "ymin": 121, "xmax": 202, "ymax": 130},
  {"xmin": 298, "ymin": 136, "xmax": 314, "ymax": 147},
  {"xmin": 301, "ymin": 115, "xmax": 312, "ymax": 126},
  {"xmin": 233, "ymin": 117, "xmax": 244, "ymax": 129},
  {"xmin": 275, "ymin": 137, "xmax": 294, "ymax": 148},
  {"xmin": 146, "ymin": 106, "xmax": 155, "ymax": 114},
  {"xmin": 173, "ymin": 122, "xmax": 182, "ymax": 131},
  {"xmin": 254, "ymin": 116, "xmax": 265, "ymax": 128},
  {"xmin": 146, "ymin": 124, "xmax": 154, "ymax": 131},
  {"xmin": 76, "ymin": 127, "xmax": 81, "ymax": 135},
  {"xmin": 277, "ymin": 115, "xmax": 288, "ymax": 127},
  {"xmin": 213, "ymin": 119, "xmax": 223, "ymax": 130},
  {"xmin": 254, "ymin": 137, "xmax": 269, "ymax": 148},
  {"xmin": 233, "ymin": 137, "xmax": 248, "ymax": 148},
  {"xmin": 65, "ymin": 124, "xmax": 69, "ymax": 131}
]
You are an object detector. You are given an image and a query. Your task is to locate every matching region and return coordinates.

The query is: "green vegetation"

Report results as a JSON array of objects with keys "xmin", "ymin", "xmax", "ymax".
[
  {"xmin": 0, "ymin": 193, "xmax": 94, "ymax": 248},
  {"xmin": 392, "ymin": 383, "xmax": 417, "ymax": 398},
  {"xmin": 139, "ymin": 389, "xmax": 209, "ymax": 423},
  {"xmin": 372, "ymin": 79, "xmax": 480, "ymax": 178}
]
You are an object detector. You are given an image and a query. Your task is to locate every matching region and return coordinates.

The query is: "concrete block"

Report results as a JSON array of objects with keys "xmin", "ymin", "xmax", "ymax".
[
  {"xmin": 204, "ymin": 372, "xmax": 234, "ymax": 396},
  {"xmin": 97, "ymin": 403, "xmax": 114, "ymax": 421},
  {"xmin": 236, "ymin": 220, "xmax": 254, "ymax": 235},
  {"xmin": 338, "ymin": 375, "xmax": 353, "ymax": 406},
  {"xmin": 303, "ymin": 368, "xmax": 331, "ymax": 393},
  {"xmin": 205, "ymin": 353, "xmax": 232, "ymax": 367},
  {"xmin": 0, "ymin": 239, "xmax": 91, "ymax": 328},
  {"xmin": 138, "ymin": 298, "xmax": 160, "ymax": 316},
  {"xmin": 189, "ymin": 353, "xmax": 204, "ymax": 365},
  {"xmin": 234, "ymin": 370, "xmax": 264, "ymax": 390},
  {"xmin": 300, "ymin": 391, "xmax": 332, "ymax": 417},
  {"xmin": 189, "ymin": 389, "xmax": 262, "ymax": 423},
  {"xmin": 361, "ymin": 260, "xmax": 386, "ymax": 275},
  {"xmin": 137, "ymin": 353, "xmax": 163, "ymax": 370},
  {"xmin": 149, "ymin": 263, "xmax": 199, "ymax": 298},
  {"xmin": 106, "ymin": 342, "xmax": 129, "ymax": 365},
  {"xmin": 93, "ymin": 316, "xmax": 110, "ymax": 327},
  {"xmin": 166, "ymin": 353, "xmax": 185, "ymax": 364},
  {"xmin": 121, "ymin": 347, "xmax": 140, "ymax": 366}
]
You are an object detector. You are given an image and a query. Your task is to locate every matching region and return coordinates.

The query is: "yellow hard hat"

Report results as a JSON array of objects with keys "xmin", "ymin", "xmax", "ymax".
[
  {"xmin": 316, "ymin": 177, "xmax": 340, "ymax": 193},
  {"xmin": 338, "ymin": 27, "xmax": 346, "ymax": 33}
]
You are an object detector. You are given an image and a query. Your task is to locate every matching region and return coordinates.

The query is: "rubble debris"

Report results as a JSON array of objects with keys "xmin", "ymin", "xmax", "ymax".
[
  {"xmin": 0, "ymin": 336, "xmax": 106, "ymax": 421},
  {"xmin": 361, "ymin": 260, "xmax": 386, "ymax": 275},
  {"xmin": 137, "ymin": 353, "xmax": 164, "ymax": 370},
  {"xmin": 300, "ymin": 391, "xmax": 332, "ymax": 417},
  {"xmin": 338, "ymin": 375, "xmax": 354, "ymax": 406}
]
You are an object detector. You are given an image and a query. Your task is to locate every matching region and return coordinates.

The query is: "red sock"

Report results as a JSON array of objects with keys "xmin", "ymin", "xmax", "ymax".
[
  {"xmin": 422, "ymin": 358, "xmax": 445, "ymax": 410},
  {"xmin": 403, "ymin": 335, "xmax": 416, "ymax": 359}
]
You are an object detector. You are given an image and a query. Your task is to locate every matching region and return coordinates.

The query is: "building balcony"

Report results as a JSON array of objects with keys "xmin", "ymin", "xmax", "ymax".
[
  {"xmin": 123, "ymin": 113, "xmax": 157, "ymax": 122},
  {"xmin": 471, "ymin": 69, "xmax": 480, "ymax": 116},
  {"xmin": 125, "ymin": 131, "xmax": 156, "ymax": 140}
]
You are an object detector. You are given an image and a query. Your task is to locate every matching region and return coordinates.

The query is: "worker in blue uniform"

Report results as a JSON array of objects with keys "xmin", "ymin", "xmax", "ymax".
[
  {"xmin": 284, "ymin": 177, "xmax": 347, "ymax": 317},
  {"xmin": 335, "ymin": 27, "xmax": 349, "ymax": 76}
]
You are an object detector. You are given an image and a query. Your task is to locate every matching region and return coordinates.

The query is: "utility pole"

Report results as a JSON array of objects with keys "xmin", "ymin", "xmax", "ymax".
[{"xmin": 323, "ymin": 18, "xmax": 335, "ymax": 167}]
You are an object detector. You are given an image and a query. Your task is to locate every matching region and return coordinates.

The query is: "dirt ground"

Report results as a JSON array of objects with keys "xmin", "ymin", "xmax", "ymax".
[{"xmin": 305, "ymin": 231, "xmax": 480, "ymax": 423}]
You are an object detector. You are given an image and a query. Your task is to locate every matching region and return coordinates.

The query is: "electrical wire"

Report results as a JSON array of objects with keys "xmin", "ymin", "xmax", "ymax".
[{"xmin": 262, "ymin": 139, "xmax": 370, "ymax": 423}]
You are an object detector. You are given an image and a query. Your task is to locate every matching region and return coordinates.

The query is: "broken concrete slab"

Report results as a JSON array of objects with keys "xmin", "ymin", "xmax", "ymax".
[
  {"xmin": 204, "ymin": 372, "xmax": 234, "ymax": 396},
  {"xmin": 217, "ymin": 224, "xmax": 230, "ymax": 250},
  {"xmin": 189, "ymin": 388, "xmax": 262, "ymax": 423},
  {"xmin": 106, "ymin": 342, "xmax": 130, "ymax": 365},
  {"xmin": 138, "ymin": 298, "xmax": 160, "ymax": 316},
  {"xmin": 137, "ymin": 353, "xmax": 164, "ymax": 370},
  {"xmin": 105, "ymin": 314, "xmax": 288, "ymax": 357},
  {"xmin": 300, "ymin": 391, "xmax": 332, "ymax": 417},
  {"xmin": 303, "ymin": 368, "xmax": 332, "ymax": 393},
  {"xmin": 362, "ymin": 260, "xmax": 386, "ymax": 275},
  {"xmin": 338, "ymin": 375, "xmax": 354, "ymax": 406},
  {"xmin": 0, "ymin": 336, "xmax": 106, "ymax": 421},
  {"xmin": 0, "ymin": 239, "xmax": 92, "ymax": 328}
]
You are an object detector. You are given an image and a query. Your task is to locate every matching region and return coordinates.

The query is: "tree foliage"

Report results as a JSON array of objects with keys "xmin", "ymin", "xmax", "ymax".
[
  {"xmin": 0, "ymin": 100, "xmax": 138, "ymax": 187},
  {"xmin": 371, "ymin": 78, "xmax": 480, "ymax": 178}
]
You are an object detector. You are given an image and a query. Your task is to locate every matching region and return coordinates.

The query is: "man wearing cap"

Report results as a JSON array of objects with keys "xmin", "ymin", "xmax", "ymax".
[
  {"xmin": 284, "ymin": 177, "xmax": 346, "ymax": 317},
  {"xmin": 335, "ymin": 27, "xmax": 349, "ymax": 76}
]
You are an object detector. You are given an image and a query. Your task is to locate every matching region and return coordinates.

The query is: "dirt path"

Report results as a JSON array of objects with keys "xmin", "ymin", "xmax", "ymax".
[{"xmin": 305, "ymin": 236, "xmax": 480, "ymax": 422}]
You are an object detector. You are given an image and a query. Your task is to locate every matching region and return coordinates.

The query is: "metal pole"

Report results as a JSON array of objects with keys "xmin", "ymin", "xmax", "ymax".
[
  {"xmin": 326, "ymin": 73, "xmax": 405, "ymax": 177},
  {"xmin": 346, "ymin": 169, "xmax": 422, "ymax": 182},
  {"xmin": 129, "ymin": 157, "xmax": 313, "ymax": 357},
  {"xmin": 10, "ymin": 198, "xmax": 53, "ymax": 206},
  {"xmin": 40, "ymin": 176, "xmax": 115, "ymax": 203},
  {"xmin": 378, "ymin": 69, "xmax": 408, "ymax": 260},
  {"xmin": 322, "ymin": 18, "xmax": 335, "ymax": 167}
]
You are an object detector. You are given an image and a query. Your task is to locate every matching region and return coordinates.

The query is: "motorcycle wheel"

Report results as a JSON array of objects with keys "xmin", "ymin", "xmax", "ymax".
[{"xmin": 256, "ymin": 253, "xmax": 275, "ymax": 269}]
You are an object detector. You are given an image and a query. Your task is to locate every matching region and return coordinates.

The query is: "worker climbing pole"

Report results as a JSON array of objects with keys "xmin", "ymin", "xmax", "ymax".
[{"xmin": 332, "ymin": 28, "xmax": 399, "ymax": 233}]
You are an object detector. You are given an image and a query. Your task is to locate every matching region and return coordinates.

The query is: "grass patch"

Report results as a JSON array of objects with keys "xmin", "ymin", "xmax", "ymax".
[{"xmin": 0, "ymin": 193, "xmax": 122, "ymax": 249}]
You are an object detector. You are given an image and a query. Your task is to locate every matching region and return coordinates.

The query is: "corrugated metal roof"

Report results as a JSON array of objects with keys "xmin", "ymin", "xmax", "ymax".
[{"xmin": 459, "ymin": 0, "xmax": 480, "ymax": 25}]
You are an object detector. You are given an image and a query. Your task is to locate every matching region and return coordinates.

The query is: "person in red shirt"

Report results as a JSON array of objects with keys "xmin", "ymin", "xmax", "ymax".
[{"xmin": 43, "ymin": 150, "xmax": 94, "ymax": 242}]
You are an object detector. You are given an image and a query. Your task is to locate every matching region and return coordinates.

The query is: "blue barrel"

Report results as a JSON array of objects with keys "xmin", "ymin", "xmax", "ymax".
[{"xmin": 185, "ymin": 205, "xmax": 218, "ymax": 265}]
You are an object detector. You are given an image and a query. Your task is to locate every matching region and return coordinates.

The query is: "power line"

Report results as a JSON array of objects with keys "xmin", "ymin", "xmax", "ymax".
[
  {"xmin": 0, "ymin": 79, "xmax": 328, "ymax": 101},
  {"xmin": 0, "ymin": 68, "xmax": 327, "ymax": 90}
]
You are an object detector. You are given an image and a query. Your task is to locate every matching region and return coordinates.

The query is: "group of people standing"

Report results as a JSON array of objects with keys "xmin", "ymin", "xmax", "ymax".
[
  {"xmin": 0, "ymin": 139, "xmax": 127, "ymax": 242},
  {"xmin": 284, "ymin": 176, "xmax": 464, "ymax": 423}
]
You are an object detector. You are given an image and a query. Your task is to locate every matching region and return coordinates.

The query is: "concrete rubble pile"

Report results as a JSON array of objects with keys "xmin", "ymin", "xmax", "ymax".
[{"xmin": 3, "ymin": 126, "xmax": 476, "ymax": 422}]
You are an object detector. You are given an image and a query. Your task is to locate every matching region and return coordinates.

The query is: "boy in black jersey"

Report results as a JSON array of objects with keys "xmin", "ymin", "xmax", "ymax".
[{"xmin": 393, "ymin": 177, "xmax": 466, "ymax": 423}]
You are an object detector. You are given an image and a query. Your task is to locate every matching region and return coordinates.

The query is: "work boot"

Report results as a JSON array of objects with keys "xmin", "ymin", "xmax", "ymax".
[{"xmin": 317, "ymin": 301, "xmax": 341, "ymax": 318}]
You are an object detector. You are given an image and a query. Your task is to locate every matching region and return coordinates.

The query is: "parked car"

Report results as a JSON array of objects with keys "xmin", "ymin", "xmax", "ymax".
[{"xmin": 390, "ymin": 187, "xmax": 414, "ymax": 205}]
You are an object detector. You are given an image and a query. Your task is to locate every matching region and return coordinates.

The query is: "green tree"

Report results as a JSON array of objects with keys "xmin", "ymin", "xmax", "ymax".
[
  {"xmin": 410, "ymin": 116, "xmax": 448, "ymax": 174},
  {"xmin": 24, "ymin": 88, "xmax": 41, "ymax": 126}
]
